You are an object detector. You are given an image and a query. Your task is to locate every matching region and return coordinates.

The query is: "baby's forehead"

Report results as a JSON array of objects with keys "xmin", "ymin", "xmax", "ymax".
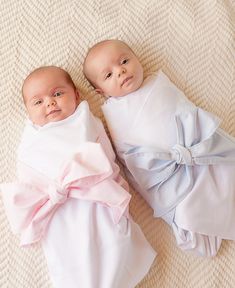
[
  {"xmin": 84, "ymin": 41, "xmax": 133, "ymax": 81},
  {"xmin": 87, "ymin": 44, "xmax": 131, "ymax": 72},
  {"xmin": 24, "ymin": 68, "xmax": 67, "ymax": 87}
]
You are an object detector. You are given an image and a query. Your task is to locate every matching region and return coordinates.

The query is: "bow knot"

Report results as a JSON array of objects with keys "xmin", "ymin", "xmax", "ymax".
[
  {"xmin": 48, "ymin": 183, "xmax": 68, "ymax": 205},
  {"xmin": 171, "ymin": 144, "xmax": 193, "ymax": 165}
]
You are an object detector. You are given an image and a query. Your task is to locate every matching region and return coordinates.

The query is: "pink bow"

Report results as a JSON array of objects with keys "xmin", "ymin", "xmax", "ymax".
[{"xmin": 1, "ymin": 142, "xmax": 131, "ymax": 246}]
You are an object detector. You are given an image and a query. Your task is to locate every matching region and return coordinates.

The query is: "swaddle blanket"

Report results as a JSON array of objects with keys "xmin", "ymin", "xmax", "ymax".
[
  {"xmin": 102, "ymin": 71, "xmax": 235, "ymax": 257},
  {"xmin": 1, "ymin": 101, "xmax": 156, "ymax": 288}
]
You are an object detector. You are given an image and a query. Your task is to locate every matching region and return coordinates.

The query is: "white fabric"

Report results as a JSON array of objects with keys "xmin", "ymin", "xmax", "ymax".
[
  {"xmin": 17, "ymin": 101, "xmax": 156, "ymax": 288},
  {"xmin": 102, "ymin": 71, "xmax": 235, "ymax": 256}
]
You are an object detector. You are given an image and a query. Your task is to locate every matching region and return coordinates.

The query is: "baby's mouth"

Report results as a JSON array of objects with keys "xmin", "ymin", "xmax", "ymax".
[
  {"xmin": 47, "ymin": 109, "xmax": 61, "ymax": 117},
  {"xmin": 121, "ymin": 76, "xmax": 133, "ymax": 87}
]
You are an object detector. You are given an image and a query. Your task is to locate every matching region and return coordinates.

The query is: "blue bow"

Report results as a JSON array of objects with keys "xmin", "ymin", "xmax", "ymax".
[{"xmin": 123, "ymin": 112, "xmax": 235, "ymax": 217}]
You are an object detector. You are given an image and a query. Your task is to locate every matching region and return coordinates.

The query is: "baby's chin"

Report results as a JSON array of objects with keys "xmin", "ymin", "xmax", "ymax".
[
  {"xmin": 32, "ymin": 111, "xmax": 75, "ymax": 126},
  {"xmin": 111, "ymin": 82, "xmax": 142, "ymax": 97}
]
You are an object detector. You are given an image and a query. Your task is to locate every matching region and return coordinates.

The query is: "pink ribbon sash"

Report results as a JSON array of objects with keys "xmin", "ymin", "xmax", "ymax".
[{"xmin": 1, "ymin": 142, "xmax": 131, "ymax": 246}]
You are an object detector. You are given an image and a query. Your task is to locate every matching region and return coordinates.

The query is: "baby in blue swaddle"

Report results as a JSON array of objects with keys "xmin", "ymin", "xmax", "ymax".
[{"xmin": 83, "ymin": 39, "xmax": 235, "ymax": 257}]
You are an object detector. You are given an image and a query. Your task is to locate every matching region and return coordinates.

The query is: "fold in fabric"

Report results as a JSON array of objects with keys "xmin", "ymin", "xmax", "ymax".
[
  {"xmin": 102, "ymin": 71, "xmax": 235, "ymax": 256},
  {"xmin": 1, "ymin": 101, "xmax": 156, "ymax": 288}
]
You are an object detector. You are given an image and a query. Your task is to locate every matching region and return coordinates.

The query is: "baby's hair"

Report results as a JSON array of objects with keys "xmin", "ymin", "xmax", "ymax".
[
  {"xmin": 22, "ymin": 66, "xmax": 76, "ymax": 102},
  {"xmin": 83, "ymin": 39, "xmax": 135, "ymax": 88}
]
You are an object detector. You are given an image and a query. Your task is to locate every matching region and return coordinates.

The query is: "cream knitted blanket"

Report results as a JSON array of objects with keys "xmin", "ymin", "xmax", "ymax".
[{"xmin": 0, "ymin": 1, "xmax": 234, "ymax": 287}]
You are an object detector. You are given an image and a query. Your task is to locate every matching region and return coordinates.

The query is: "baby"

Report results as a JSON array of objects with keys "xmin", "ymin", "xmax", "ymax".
[
  {"xmin": 1, "ymin": 66, "xmax": 156, "ymax": 288},
  {"xmin": 83, "ymin": 39, "xmax": 235, "ymax": 257}
]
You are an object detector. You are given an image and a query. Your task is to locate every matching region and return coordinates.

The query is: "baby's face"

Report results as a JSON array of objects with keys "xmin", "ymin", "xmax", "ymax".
[
  {"xmin": 85, "ymin": 41, "xmax": 144, "ymax": 97},
  {"xmin": 23, "ymin": 67, "xmax": 79, "ymax": 126}
]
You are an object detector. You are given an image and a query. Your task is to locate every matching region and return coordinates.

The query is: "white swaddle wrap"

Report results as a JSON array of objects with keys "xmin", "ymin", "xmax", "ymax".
[
  {"xmin": 102, "ymin": 71, "xmax": 235, "ymax": 257},
  {"xmin": 1, "ymin": 101, "xmax": 156, "ymax": 288}
]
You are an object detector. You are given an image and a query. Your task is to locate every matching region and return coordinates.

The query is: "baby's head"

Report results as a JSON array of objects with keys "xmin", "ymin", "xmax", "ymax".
[
  {"xmin": 83, "ymin": 39, "xmax": 144, "ymax": 97},
  {"xmin": 22, "ymin": 66, "xmax": 79, "ymax": 126}
]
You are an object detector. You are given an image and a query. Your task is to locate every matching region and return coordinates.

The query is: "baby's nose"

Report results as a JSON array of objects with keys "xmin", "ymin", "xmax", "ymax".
[
  {"xmin": 118, "ymin": 67, "xmax": 126, "ymax": 77},
  {"xmin": 47, "ymin": 98, "xmax": 56, "ymax": 107}
]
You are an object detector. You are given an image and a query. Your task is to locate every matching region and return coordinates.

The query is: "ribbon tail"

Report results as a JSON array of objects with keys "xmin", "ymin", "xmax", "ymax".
[
  {"xmin": 192, "ymin": 129, "xmax": 235, "ymax": 165},
  {"xmin": 20, "ymin": 205, "xmax": 58, "ymax": 246},
  {"xmin": 153, "ymin": 166, "xmax": 193, "ymax": 217}
]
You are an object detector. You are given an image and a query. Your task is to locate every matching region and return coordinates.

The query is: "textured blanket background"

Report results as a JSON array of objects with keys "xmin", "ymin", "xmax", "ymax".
[{"xmin": 0, "ymin": 0, "xmax": 235, "ymax": 287}]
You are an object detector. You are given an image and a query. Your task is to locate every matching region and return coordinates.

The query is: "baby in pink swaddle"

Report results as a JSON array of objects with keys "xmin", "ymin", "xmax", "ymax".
[
  {"xmin": 83, "ymin": 40, "xmax": 235, "ymax": 257},
  {"xmin": 1, "ymin": 66, "xmax": 156, "ymax": 288}
]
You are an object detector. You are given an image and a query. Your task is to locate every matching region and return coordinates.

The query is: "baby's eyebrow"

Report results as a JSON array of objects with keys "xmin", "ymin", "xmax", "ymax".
[
  {"xmin": 28, "ymin": 95, "xmax": 41, "ymax": 103},
  {"xmin": 100, "ymin": 68, "xmax": 109, "ymax": 75},
  {"xmin": 119, "ymin": 53, "xmax": 129, "ymax": 59},
  {"xmin": 25, "ymin": 96, "xmax": 41, "ymax": 106},
  {"xmin": 50, "ymin": 86, "xmax": 65, "ymax": 94}
]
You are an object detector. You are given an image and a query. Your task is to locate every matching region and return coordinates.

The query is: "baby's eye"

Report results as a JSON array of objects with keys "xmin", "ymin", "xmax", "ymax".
[
  {"xmin": 105, "ymin": 72, "xmax": 112, "ymax": 79},
  {"xmin": 34, "ymin": 100, "xmax": 42, "ymax": 106},
  {"xmin": 54, "ymin": 91, "xmax": 62, "ymax": 97},
  {"xmin": 121, "ymin": 59, "xmax": 129, "ymax": 65}
]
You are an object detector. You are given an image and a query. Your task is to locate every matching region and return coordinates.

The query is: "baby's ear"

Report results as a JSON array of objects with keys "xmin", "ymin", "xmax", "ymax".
[
  {"xmin": 75, "ymin": 89, "xmax": 80, "ymax": 103},
  {"xmin": 95, "ymin": 88, "xmax": 105, "ymax": 95}
]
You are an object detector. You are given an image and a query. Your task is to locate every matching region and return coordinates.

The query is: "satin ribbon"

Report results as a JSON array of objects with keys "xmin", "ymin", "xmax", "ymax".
[
  {"xmin": 123, "ymin": 114, "xmax": 235, "ymax": 217},
  {"xmin": 1, "ymin": 142, "xmax": 131, "ymax": 246}
]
